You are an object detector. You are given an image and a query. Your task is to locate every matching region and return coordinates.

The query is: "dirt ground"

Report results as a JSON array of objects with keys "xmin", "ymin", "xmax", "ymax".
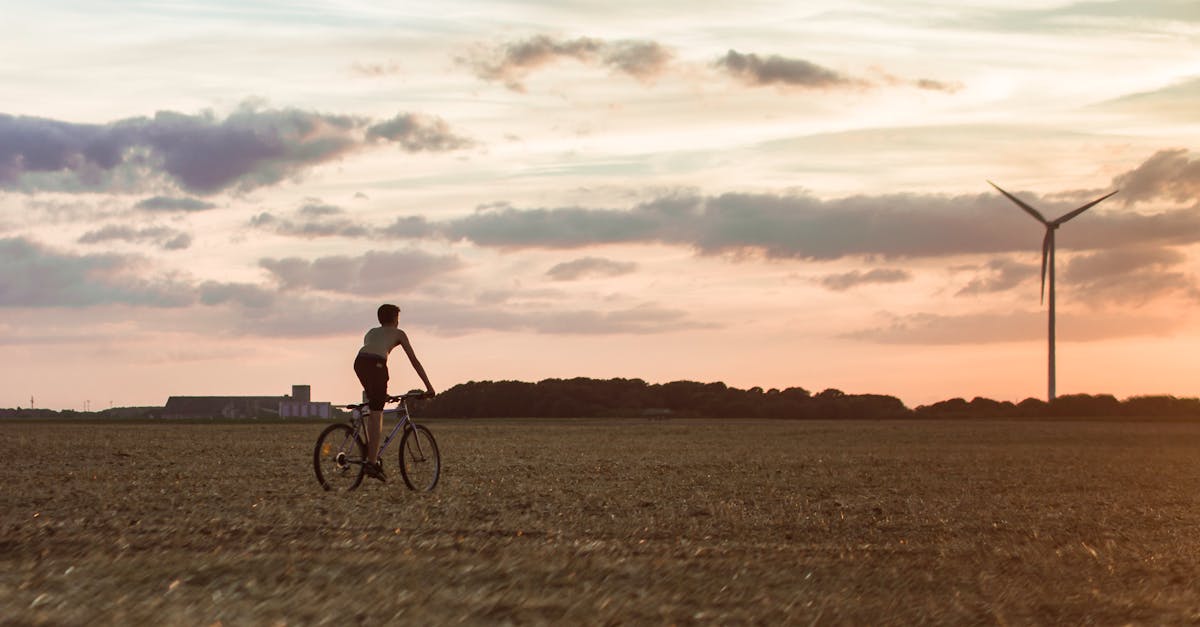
[{"xmin": 2, "ymin": 418, "xmax": 1199, "ymax": 625}]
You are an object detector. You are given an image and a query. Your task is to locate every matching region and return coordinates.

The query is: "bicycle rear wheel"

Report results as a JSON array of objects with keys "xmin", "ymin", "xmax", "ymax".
[
  {"xmin": 313, "ymin": 423, "xmax": 366, "ymax": 491},
  {"xmin": 398, "ymin": 424, "xmax": 440, "ymax": 491}
]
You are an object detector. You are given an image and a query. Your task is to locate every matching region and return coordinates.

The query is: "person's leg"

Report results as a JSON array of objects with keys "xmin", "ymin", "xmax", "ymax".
[
  {"xmin": 366, "ymin": 410, "xmax": 383, "ymax": 464},
  {"xmin": 354, "ymin": 354, "xmax": 387, "ymax": 477}
]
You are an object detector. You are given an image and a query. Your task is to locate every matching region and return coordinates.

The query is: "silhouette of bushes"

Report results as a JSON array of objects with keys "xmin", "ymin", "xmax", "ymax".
[
  {"xmin": 914, "ymin": 393, "xmax": 1200, "ymax": 419},
  {"xmin": 421, "ymin": 378, "xmax": 907, "ymax": 419}
]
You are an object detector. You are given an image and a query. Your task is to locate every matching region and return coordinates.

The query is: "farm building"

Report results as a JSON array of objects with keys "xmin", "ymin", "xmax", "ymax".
[{"xmin": 163, "ymin": 385, "xmax": 332, "ymax": 419}]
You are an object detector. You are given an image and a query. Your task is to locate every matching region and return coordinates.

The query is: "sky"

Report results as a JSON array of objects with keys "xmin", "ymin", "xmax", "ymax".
[{"xmin": 2, "ymin": 0, "xmax": 1198, "ymax": 410}]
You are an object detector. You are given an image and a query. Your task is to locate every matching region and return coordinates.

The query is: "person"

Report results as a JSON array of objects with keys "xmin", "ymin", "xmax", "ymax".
[{"xmin": 354, "ymin": 303, "xmax": 435, "ymax": 481}]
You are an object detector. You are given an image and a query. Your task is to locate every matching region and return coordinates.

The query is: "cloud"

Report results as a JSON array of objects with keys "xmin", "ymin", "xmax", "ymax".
[
  {"xmin": 197, "ymin": 281, "xmax": 276, "ymax": 309},
  {"xmin": 847, "ymin": 310, "xmax": 1182, "ymax": 345},
  {"xmin": 1061, "ymin": 246, "xmax": 1199, "ymax": 305},
  {"xmin": 913, "ymin": 78, "xmax": 964, "ymax": 93},
  {"xmin": 546, "ymin": 256, "xmax": 638, "ymax": 281},
  {"xmin": 0, "ymin": 236, "xmax": 191, "ymax": 307},
  {"xmin": 1112, "ymin": 149, "xmax": 1200, "ymax": 205},
  {"xmin": 249, "ymin": 202, "xmax": 370, "ymax": 239},
  {"xmin": 78, "ymin": 225, "xmax": 193, "ymax": 250},
  {"xmin": 718, "ymin": 50, "xmax": 961, "ymax": 93},
  {"xmin": 403, "ymin": 300, "xmax": 708, "ymax": 336},
  {"xmin": 365, "ymin": 113, "xmax": 473, "ymax": 151},
  {"xmin": 1094, "ymin": 76, "xmax": 1200, "ymax": 122},
  {"xmin": 237, "ymin": 149, "xmax": 1199, "ymax": 263},
  {"xmin": 351, "ymin": 61, "xmax": 401, "ymax": 77},
  {"xmin": 464, "ymin": 35, "xmax": 673, "ymax": 91},
  {"xmin": 259, "ymin": 248, "xmax": 462, "ymax": 295},
  {"xmin": 134, "ymin": 196, "xmax": 217, "ymax": 212},
  {"xmin": 957, "ymin": 257, "xmax": 1038, "ymax": 295},
  {"xmin": 716, "ymin": 50, "xmax": 856, "ymax": 89},
  {"xmin": 0, "ymin": 106, "xmax": 473, "ymax": 195},
  {"xmin": 818, "ymin": 268, "xmax": 912, "ymax": 291},
  {"xmin": 400, "ymin": 186, "xmax": 1200, "ymax": 260}
]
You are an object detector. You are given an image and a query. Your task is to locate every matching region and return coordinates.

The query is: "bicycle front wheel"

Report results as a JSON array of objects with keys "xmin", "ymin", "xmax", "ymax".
[
  {"xmin": 313, "ymin": 423, "xmax": 366, "ymax": 492},
  {"xmin": 398, "ymin": 424, "xmax": 440, "ymax": 491}
]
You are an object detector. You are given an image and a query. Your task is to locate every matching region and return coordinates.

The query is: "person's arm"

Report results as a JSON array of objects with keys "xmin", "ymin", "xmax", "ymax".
[{"xmin": 395, "ymin": 330, "xmax": 435, "ymax": 394}]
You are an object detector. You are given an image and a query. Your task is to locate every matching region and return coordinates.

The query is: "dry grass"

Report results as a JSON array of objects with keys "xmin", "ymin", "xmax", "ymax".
[{"xmin": 2, "ymin": 418, "xmax": 1200, "ymax": 624}]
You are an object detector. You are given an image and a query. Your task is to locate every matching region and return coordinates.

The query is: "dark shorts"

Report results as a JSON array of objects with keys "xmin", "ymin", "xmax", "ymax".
[{"xmin": 354, "ymin": 353, "xmax": 389, "ymax": 411}]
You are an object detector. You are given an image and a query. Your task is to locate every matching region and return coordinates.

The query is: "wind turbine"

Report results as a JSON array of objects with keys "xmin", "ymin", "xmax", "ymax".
[{"xmin": 987, "ymin": 181, "xmax": 1118, "ymax": 401}]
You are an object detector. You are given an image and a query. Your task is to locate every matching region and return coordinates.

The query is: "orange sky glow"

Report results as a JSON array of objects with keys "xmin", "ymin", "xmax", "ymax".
[{"xmin": 2, "ymin": 1, "xmax": 1198, "ymax": 410}]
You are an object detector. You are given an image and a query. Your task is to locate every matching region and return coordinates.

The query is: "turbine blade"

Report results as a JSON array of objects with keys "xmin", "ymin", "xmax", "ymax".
[
  {"xmin": 1053, "ymin": 189, "xmax": 1119, "ymax": 225},
  {"xmin": 1040, "ymin": 229, "xmax": 1051, "ymax": 305},
  {"xmin": 988, "ymin": 180, "xmax": 1048, "ymax": 224}
]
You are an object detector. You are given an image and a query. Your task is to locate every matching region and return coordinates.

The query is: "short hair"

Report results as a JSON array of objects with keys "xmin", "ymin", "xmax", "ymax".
[{"xmin": 377, "ymin": 304, "xmax": 400, "ymax": 325}]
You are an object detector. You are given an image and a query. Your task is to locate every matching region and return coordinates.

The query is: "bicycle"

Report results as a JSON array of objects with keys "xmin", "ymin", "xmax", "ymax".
[{"xmin": 312, "ymin": 389, "xmax": 441, "ymax": 492}]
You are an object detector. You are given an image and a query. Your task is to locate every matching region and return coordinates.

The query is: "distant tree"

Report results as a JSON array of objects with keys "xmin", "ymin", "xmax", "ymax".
[
  {"xmin": 1016, "ymin": 397, "xmax": 1047, "ymax": 417},
  {"xmin": 1048, "ymin": 394, "xmax": 1121, "ymax": 417}
]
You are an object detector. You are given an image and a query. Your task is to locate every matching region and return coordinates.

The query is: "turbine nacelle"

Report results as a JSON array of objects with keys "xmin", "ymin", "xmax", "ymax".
[{"xmin": 987, "ymin": 181, "xmax": 1118, "ymax": 305}]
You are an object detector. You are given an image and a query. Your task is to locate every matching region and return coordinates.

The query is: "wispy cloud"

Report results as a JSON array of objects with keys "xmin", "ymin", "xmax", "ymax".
[
  {"xmin": 716, "ymin": 50, "xmax": 857, "ymax": 89},
  {"xmin": 366, "ymin": 113, "xmax": 473, "ymax": 151},
  {"xmin": 1, "ymin": 236, "xmax": 195, "ymax": 307},
  {"xmin": 134, "ymin": 196, "xmax": 217, "ymax": 212},
  {"xmin": 78, "ymin": 225, "xmax": 192, "ymax": 250},
  {"xmin": 819, "ymin": 268, "xmax": 911, "ymax": 291},
  {"xmin": 258, "ymin": 248, "xmax": 462, "ymax": 295},
  {"xmin": 250, "ymin": 200, "xmax": 370, "ymax": 239},
  {"xmin": 546, "ymin": 256, "xmax": 638, "ymax": 281},
  {"xmin": 847, "ymin": 309, "xmax": 1182, "ymax": 345},
  {"xmin": 717, "ymin": 50, "xmax": 961, "ymax": 93},
  {"xmin": 957, "ymin": 257, "xmax": 1037, "ymax": 296},
  {"xmin": 462, "ymin": 35, "xmax": 673, "ymax": 91}
]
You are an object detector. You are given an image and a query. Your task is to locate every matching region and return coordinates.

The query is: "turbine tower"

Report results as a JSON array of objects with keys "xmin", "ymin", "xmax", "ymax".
[{"xmin": 988, "ymin": 182, "xmax": 1118, "ymax": 401}]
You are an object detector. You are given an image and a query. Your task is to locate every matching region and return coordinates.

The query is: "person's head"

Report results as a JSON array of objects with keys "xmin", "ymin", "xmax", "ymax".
[{"xmin": 377, "ymin": 303, "xmax": 400, "ymax": 326}]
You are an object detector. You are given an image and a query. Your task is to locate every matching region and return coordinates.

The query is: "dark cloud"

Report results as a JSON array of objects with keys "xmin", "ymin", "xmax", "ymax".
[
  {"xmin": 819, "ymin": 268, "xmax": 912, "ymax": 291},
  {"xmin": 546, "ymin": 256, "xmax": 638, "ymax": 281},
  {"xmin": 78, "ymin": 225, "xmax": 193, "ymax": 250},
  {"xmin": 0, "ymin": 106, "xmax": 472, "ymax": 195},
  {"xmin": 134, "ymin": 196, "xmax": 217, "ymax": 212},
  {"xmin": 464, "ymin": 35, "xmax": 673, "ymax": 91},
  {"xmin": 404, "ymin": 188, "xmax": 1200, "ymax": 260},
  {"xmin": 957, "ymin": 257, "xmax": 1037, "ymax": 295},
  {"xmin": 716, "ymin": 50, "xmax": 855, "ymax": 88},
  {"xmin": 1112, "ymin": 149, "xmax": 1200, "ymax": 204},
  {"xmin": 366, "ymin": 114, "xmax": 473, "ymax": 151},
  {"xmin": 847, "ymin": 310, "xmax": 1182, "ymax": 345},
  {"xmin": 0, "ymin": 236, "xmax": 190, "ymax": 307},
  {"xmin": 259, "ymin": 249, "xmax": 462, "ymax": 295}
]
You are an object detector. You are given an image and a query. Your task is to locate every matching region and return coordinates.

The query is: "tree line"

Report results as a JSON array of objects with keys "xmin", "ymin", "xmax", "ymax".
[
  {"xmin": 3, "ymin": 379, "xmax": 1199, "ymax": 419},
  {"xmin": 418, "ymin": 378, "xmax": 1200, "ymax": 420}
]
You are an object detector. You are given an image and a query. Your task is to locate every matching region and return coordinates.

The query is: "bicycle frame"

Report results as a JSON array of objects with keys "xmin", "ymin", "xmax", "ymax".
[
  {"xmin": 352, "ymin": 400, "xmax": 413, "ymax": 459},
  {"xmin": 340, "ymin": 394, "xmax": 430, "ymax": 465}
]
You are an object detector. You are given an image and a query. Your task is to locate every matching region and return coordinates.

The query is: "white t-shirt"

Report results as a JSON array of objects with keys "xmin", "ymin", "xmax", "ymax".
[{"xmin": 360, "ymin": 326, "xmax": 405, "ymax": 358}]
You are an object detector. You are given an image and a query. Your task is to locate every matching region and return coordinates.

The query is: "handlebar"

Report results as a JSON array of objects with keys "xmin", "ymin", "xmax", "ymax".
[{"xmin": 342, "ymin": 389, "xmax": 434, "ymax": 410}]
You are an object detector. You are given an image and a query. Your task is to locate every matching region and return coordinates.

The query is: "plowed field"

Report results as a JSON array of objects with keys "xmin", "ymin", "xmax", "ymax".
[{"xmin": 3, "ymin": 419, "xmax": 1199, "ymax": 624}]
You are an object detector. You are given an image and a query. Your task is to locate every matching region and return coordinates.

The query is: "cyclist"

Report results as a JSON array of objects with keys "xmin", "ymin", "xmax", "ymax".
[{"xmin": 354, "ymin": 303, "xmax": 435, "ymax": 481}]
